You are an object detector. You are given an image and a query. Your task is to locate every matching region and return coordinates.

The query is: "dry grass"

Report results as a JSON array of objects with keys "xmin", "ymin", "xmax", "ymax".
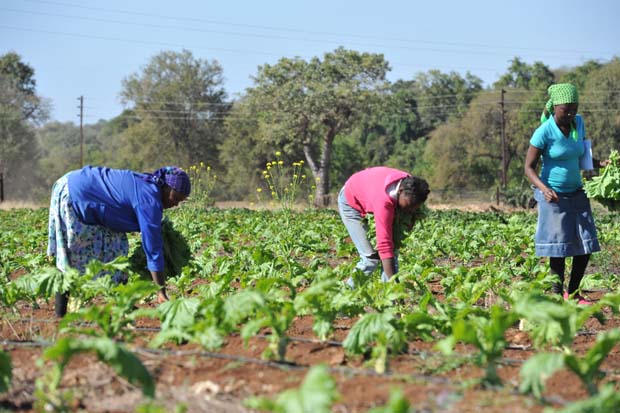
[
  {"xmin": 214, "ymin": 200, "xmax": 315, "ymax": 211},
  {"xmin": 0, "ymin": 200, "xmax": 45, "ymax": 210}
]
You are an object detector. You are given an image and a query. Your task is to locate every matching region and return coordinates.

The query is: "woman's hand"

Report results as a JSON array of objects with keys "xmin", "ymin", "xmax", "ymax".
[
  {"xmin": 150, "ymin": 270, "xmax": 168, "ymax": 302},
  {"xmin": 598, "ymin": 159, "xmax": 611, "ymax": 168},
  {"xmin": 542, "ymin": 187, "xmax": 559, "ymax": 203}
]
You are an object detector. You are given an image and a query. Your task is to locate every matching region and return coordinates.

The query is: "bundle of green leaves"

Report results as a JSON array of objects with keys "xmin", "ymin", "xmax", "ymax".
[
  {"xmin": 366, "ymin": 204, "xmax": 428, "ymax": 252},
  {"xmin": 392, "ymin": 204, "xmax": 429, "ymax": 249},
  {"xmin": 129, "ymin": 218, "xmax": 192, "ymax": 279},
  {"xmin": 585, "ymin": 150, "xmax": 620, "ymax": 210}
]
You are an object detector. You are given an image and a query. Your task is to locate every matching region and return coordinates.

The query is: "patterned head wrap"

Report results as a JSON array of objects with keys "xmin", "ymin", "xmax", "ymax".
[
  {"xmin": 540, "ymin": 83, "xmax": 579, "ymax": 124},
  {"xmin": 145, "ymin": 166, "xmax": 191, "ymax": 196}
]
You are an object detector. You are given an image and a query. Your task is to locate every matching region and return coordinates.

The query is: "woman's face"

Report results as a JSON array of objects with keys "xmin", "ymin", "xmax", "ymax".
[
  {"xmin": 162, "ymin": 188, "xmax": 187, "ymax": 209},
  {"xmin": 554, "ymin": 103, "xmax": 578, "ymax": 127},
  {"xmin": 397, "ymin": 193, "xmax": 420, "ymax": 214}
]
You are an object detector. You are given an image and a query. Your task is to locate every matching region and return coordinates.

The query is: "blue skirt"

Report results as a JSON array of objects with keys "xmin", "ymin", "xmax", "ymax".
[{"xmin": 533, "ymin": 187, "xmax": 600, "ymax": 257}]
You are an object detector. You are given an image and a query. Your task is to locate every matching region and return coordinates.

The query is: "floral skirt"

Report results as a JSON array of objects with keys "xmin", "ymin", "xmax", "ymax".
[{"xmin": 47, "ymin": 174, "xmax": 129, "ymax": 281}]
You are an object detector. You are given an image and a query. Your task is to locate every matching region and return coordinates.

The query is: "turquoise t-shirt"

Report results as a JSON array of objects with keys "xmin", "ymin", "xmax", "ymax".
[{"xmin": 530, "ymin": 114, "xmax": 585, "ymax": 193}]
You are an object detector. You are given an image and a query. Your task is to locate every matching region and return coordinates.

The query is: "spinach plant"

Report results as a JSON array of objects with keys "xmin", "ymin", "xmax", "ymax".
[{"xmin": 245, "ymin": 364, "xmax": 339, "ymax": 413}]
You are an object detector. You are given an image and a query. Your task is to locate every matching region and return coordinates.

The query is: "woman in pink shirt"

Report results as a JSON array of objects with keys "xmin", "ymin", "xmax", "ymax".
[{"xmin": 338, "ymin": 166, "xmax": 430, "ymax": 286}]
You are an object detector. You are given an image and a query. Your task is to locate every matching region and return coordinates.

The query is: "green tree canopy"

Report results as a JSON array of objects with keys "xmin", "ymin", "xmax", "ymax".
[
  {"xmin": 0, "ymin": 52, "xmax": 49, "ymax": 201},
  {"xmin": 395, "ymin": 70, "xmax": 483, "ymax": 136},
  {"xmin": 581, "ymin": 57, "xmax": 620, "ymax": 158},
  {"xmin": 494, "ymin": 57, "xmax": 554, "ymax": 91},
  {"xmin": 242, "ymin": 47, "xmax": 390, "ymax": 205},
  {"xmin": 120, "ymin": 49, "xmax": 230, "ymax": 169}
]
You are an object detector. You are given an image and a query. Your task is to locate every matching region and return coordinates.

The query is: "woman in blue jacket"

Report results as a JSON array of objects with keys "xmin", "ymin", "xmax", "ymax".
[{"xmin": 47, "ymin": 165, "xmax": 191, "ymax": 316}]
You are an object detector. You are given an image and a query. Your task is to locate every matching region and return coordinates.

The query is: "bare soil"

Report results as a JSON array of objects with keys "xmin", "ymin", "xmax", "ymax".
[{"xmin": 2, "ymin": 288, "xmax": 619, "ymax": 413}]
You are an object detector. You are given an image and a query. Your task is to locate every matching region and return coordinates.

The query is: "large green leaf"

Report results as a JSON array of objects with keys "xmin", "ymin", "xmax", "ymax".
[
  {"xmin": 13, "ymin": 266, "xmax": 80, "ymax": 299},
  {"xmin": 519, "ymin": 352, "xmax": 565, "ymax": 399},
  {"xmin": 553, "ymin": 383, "xmax": 620, "ymax": 413},
  {"xmin": 222, "ymin": 290, "xmax": 266, "ymax": 327},
  {"xmin": 245, "ymin": 365, "xmax": 339, "ymax": 413},
  {"xmin": 343, "ymin": 312, "xmax": 403, "ymax": 355},
  {"xmin": 42, "ymin": 336, "xmax": 155, "ymax": 398},
  {"xmin": 368, "ymin": 388, "xmax": 410, "ymax": 413},
  {"xmin": 563, "ymin": 328, "xmax": 620, "ymax": 395},
  {"xmin": 158, "ymin": 297, "xmax": 200, "ymax": 330}
]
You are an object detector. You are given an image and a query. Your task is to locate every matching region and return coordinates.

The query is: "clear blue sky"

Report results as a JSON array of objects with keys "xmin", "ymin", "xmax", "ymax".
[{"xmin": 1, "ymin": 0, "xmax": 619, "ymax": 124}]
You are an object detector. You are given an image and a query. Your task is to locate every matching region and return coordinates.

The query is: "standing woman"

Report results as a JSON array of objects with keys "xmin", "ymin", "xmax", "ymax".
[
  {"xmin": 48, "ymin": 165, "xmax": 191, "ymax": 316},
  {"xmin": 524, "ymin": 83, "xmax": 604, "ymax": 304},
  {"xmin": 338, "ymin": 166, "xmax": 430, "ymax": 286}
]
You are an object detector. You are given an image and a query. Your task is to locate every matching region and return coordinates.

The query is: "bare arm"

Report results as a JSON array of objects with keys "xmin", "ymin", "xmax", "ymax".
[
  {"xmin": 524, "ymin": 144, "xmax": 558, "ymax": 203},
  {"xmin": 381, "ymin": 257, "xmax": 396, "ymax": 280}
]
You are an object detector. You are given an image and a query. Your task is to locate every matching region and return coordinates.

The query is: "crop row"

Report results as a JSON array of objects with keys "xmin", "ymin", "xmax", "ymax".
[{"xmin": 2, "ymin": 207, "xmax": 620, "ymax": 411}]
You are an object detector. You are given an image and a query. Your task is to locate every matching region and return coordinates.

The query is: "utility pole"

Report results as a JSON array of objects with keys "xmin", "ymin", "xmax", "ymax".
[
  {"xmin": 0, "ymin": 172, "xmax": 4, "ymax": 203},
  {"xmin": 78, "ymin": 95, "xmax": 84, "ymax": 167},
  {"xmin": 499, "ymin": 89, "xmax": 507, "ymax": 190}
]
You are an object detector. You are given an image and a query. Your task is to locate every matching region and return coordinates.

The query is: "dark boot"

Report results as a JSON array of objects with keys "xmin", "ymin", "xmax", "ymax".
[{"xmin": 55, "ymin": 292, "xmax": 69, "ymax": 318}]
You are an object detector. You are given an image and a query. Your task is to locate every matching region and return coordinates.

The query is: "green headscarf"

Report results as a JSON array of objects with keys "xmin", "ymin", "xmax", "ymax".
[
  {"xmin": 540, "ymin": 83, "xmax": 579, "ymax": 124},
  {"xmin": 540, "ymin": 83, "xmax": 579, "ymax": 140}
]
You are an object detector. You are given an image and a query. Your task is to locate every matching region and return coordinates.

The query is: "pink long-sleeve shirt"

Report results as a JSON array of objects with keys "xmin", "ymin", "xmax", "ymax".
[{"xmin": 344, "ymin": 167, "xmax": 410, "ymax": 259}]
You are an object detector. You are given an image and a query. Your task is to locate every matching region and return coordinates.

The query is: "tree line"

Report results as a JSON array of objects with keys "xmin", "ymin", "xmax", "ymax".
[{"xmin": 1, "ymin": 49, "xmax": 619, "ymax": 206}]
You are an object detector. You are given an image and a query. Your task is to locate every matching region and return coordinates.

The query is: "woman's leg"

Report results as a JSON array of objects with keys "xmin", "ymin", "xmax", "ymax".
[
  {"xmin": 337, "ymin": 188, "xmax": 380, "ymax": 280},
  {"xmin": 549, "ymin": 257, "xmax": 565, "ymax": 294},
  {"xmin": 48, "ymin": 176, "xmax": 72, "ymax": 317},
  {"xmin": 55, "ymin": 293, "xmax": 69, "ymax": 317},
  {"xmin": 568, "ymin": 254, "xmax": 590, "ymax": 295}
]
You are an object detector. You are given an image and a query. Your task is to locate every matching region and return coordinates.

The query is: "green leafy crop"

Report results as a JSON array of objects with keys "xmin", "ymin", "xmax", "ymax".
[
  {"xmin": 129, "ymin": 218, "xmax": 192, "ymax": 279},
  {"xmin": 584, "ymin": 150, "xmax": 620, "ymax": 210},
  {"xmin": 245, "ymin": 365, "xmax": 339, "ymax": 413}
]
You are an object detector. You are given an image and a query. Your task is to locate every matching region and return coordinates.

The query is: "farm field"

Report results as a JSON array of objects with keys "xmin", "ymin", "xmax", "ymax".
[{"xmin": 2, "ymin": 206, "xmax": 620, "ymax": 413}]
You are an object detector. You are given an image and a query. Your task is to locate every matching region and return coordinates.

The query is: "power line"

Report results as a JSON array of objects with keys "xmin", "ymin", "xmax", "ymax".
[
  {"xmin": 77, "ymin": 90, "xmax": 620, "ymax": 107},
  {"xmin": 77, "ymin": 107, "xmax": 620, "ymax": 122},
  {"xmin": 19, "ymin": 0, "xmax": 617, "ymax": 57},
  {"xmin": 0, "ymin": 24, "xmax": 516, "ymax": 76},
  {"xmin": 0, "ymin": 25, "xmax": 286, "ymax": 59},
  {"xmin": 1, "ymin": 7, "xmax": 601, "ymax": 61},
  {"xmin": 5, "ymin": 21, "xmax": 616, "ymax": 81}
]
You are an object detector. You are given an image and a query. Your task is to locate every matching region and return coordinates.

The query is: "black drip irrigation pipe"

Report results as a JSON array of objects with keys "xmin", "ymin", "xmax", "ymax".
[
  {"xmin": 6, "ymin": 317, "xmax": 532, "ymax": 362},
  {"xmin": 9, "ymin": 318, "xmax": 620, "ymax": 372},
  {"xmin": 0, "ymin": 338, "xmax": 571, "ymax": 407},
  {"xmin": 6, "ymin": 317, "xmax": 613, "ymax": 371},
  {"xmin": 0, "ymin": 338, "xmax": 453, "ymax": 385},
  {"xmin": 10, "ymin": 316, "xmax": 607, "ymax": 339},
  {"xmin": 9, "ymin": 316, "xmax": 606, "ymax": 352}
]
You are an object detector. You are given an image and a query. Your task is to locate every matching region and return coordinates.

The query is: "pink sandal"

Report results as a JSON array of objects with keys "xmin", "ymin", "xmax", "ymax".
[{"xmin": 563, "ymin": 292, "xmax": 593, "ymax": 305}]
